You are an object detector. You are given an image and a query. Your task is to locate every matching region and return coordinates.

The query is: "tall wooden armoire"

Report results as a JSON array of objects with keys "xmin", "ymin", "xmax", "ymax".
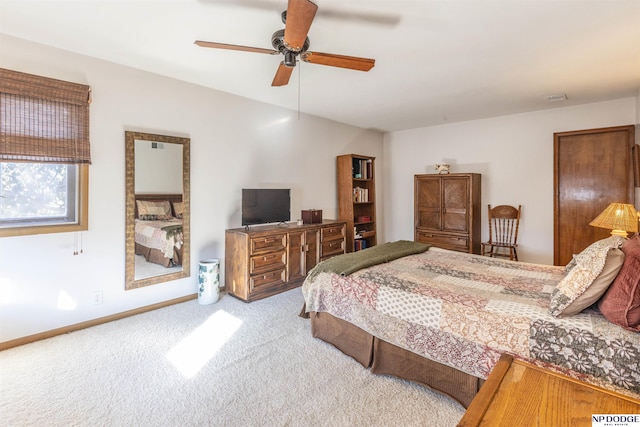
[
  {"xmin": 414, "ymin": 173, "xmax": 481, "ymax": 254},
  {"xmin": 554, "ymin": 125, "xmax": 636, "ymax": 266}
]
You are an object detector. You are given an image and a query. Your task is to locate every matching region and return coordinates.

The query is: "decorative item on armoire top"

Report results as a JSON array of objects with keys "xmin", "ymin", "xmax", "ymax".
[
  {"xmin": 198, "ymin": 259, "xmax": 220, "ymax": 305},
  {"xmin": 434, "ymin": 164, "xmax": 450, "ymax": 174}
]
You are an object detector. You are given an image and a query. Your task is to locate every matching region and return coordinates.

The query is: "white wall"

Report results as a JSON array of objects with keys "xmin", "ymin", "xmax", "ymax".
[
  {"xmin": 0, "ymin": 35, "xmax": 383, "ymax": 343},
  {"xmin": 383, "ymin": 98, "xmax": 637, "ymax": 265}
]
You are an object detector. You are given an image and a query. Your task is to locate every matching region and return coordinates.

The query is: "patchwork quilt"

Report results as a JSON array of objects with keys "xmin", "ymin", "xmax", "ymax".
[
  {"xmin": 135, "ymin": 219, "xmax": 183, "ymax": 258},
  {"xmin": 302, "ymin": 247, "xmax": 640, "ymax": 396}
]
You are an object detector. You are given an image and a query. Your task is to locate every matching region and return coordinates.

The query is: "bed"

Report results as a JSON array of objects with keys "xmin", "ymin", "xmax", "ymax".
[
  {"xmin": 301, "ymin": 237, "xmax": 640, "ymax": 408},
  {"xmin": 134, "ymin": 194, "xmax": 184, "ymax": 268}
]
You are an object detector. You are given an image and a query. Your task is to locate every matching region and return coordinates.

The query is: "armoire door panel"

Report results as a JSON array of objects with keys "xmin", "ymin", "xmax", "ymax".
[
  {"xmin": 443, "ymin": 177, "xmax": 469, "ymax": 232},
  {"xmin": 443, "ymin": 178, "xmax": 468, "ymax": 209},
  {"xmin": 416, "ymin": 177, "xmax": 442, "ymax": 230},
  {"xmin": 417, "ymin": 178, "xmax": 442, "ymax": 208},
  {"xmin": 443, "ymin": 212, "xmax": 468, "ymax": 233},
  {"xmin": 554, "ymin": 125, "xmax": 635, "ymax": 266},
  {"xmin": 417, "ymin": 210, "xmax": 441, "ymax": 230}
]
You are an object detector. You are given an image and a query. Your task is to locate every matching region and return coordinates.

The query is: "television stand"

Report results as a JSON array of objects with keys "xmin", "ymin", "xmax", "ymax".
[{"xmin": 225, "ymin": 220, "xmax": 346, "ymax": 302}]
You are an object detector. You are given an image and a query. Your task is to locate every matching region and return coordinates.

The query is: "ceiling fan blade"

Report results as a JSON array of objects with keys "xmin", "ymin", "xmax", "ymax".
[
  {"xmin": 283, "ymin": 0, "xmax": 318, "ymax": 51},
  {"xmin": 194, "ymin": 40, "xmax": 278, "ymax": 55},
  {"xmin": 272, "ymin": 62, "xmax": 294, "ymax": 86},
  {"xmin": 301, "ymin": 52, "xmax": 375, "ymax": 71}
]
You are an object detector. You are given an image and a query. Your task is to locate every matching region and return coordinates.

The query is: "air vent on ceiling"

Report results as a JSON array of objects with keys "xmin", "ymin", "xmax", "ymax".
[{"xmin": 545, "ymin": 94, "xmax": 568, "ymax": 103}]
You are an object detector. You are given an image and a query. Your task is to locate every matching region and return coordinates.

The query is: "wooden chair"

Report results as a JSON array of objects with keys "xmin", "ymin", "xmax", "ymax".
[{"xmin": 481, "ymin": 204, "xmax": 521, "ymax": 261}]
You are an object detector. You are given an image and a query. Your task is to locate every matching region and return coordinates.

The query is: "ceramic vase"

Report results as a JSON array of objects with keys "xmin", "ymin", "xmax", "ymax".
[{"xmin": 198, "ymin": 259, "xmax": 220, "ymax": 305}]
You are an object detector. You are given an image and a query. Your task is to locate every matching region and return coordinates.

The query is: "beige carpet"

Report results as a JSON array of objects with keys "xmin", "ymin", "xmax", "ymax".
[{"xmin": 0, "ymin": 288, "xmax": 465, "ymax": 426}]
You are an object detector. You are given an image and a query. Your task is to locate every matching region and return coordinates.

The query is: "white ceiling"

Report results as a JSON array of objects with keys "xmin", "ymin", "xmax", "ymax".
[{"xmin": 1, "ymin": 0, "xmax": 639, "ymax": 132}]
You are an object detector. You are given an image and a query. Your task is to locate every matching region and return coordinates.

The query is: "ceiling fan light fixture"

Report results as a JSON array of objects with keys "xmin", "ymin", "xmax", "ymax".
[{"xmin": 284, "ymin": 51, "xmax": 297, "ymax": 67}]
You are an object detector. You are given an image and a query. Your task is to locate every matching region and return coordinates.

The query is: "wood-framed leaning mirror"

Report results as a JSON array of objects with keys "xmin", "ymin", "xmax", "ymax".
[{"xmin": 125, "ymin": 131, "xmax": 190, "ymax": 290}]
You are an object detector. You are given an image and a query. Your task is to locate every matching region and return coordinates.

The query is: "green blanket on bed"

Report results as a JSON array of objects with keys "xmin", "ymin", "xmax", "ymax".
[
  {"xmin": 306, "ymin": 240, "xmax": 430, "ymax": 282},
  {"xmin": 161, "ymin": 224, "xmax": 182, "ymax": 239}
]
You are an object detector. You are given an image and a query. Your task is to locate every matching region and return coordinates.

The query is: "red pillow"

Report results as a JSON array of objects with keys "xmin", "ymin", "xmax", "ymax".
[{"xmin": 598, "ymin": 235, "xmax": 640, "ymax": 331}]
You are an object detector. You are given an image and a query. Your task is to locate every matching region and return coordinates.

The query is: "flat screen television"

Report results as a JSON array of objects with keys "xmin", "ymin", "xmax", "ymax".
[{"xmin": 242, "ymin": 188, "xmax": 291, "ymax": 226}]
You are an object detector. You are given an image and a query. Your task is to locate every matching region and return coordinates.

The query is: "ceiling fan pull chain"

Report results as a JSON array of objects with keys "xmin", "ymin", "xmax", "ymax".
[{"xmin": 298, "ymin": 60, "xmax": 301, "ymax": 120}]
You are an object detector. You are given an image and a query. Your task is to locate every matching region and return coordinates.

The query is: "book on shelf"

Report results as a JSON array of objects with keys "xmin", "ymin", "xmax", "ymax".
[
  {"xmin": 352, "ymin": 158, "xmax": 373, "ymax": 179},
  {"xmin": 354, "ymin": 239, "xmax": 368, "ymax": 251},
  {"xmin": 352, "ymin": 186, "xmax": 369, "ymax": 203}
]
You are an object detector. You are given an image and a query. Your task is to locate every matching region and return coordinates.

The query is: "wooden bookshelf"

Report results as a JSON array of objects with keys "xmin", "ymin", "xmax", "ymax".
[{"xmin": 337, "ymin": 154, "xmax": 377, "ymax": 252}]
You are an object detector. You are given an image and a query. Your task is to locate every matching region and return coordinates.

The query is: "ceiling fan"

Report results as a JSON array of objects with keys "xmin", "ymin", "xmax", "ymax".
[{"xmin": 194, "ymin": 0, "xmax": 375, "ymax": 87}]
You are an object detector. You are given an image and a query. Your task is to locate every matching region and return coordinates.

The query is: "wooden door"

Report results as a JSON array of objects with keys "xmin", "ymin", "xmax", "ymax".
[
  {"xmin": 442, "ymin": 176, "xmax": 470, "ymax": 233},
  {"xmin": 554, "ymin": 125, "xmax": 635, "ymax": 265}
]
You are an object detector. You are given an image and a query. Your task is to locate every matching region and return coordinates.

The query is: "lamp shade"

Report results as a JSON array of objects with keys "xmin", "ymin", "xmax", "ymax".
[{"xmin": 589, "ymin": 203, "xmax": 639, "ymax": 237}]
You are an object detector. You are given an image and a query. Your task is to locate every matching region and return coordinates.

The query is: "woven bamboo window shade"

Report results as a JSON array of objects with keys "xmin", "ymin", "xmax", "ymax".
[{"xmin": 0, "ymin": 68, "xmax": 91, "ymax": 164}]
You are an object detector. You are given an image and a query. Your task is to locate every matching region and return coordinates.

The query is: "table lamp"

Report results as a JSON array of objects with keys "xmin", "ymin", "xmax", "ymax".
[{"xmin": 589, "ymin": 202, "xmax": 639, "ymax": 237}]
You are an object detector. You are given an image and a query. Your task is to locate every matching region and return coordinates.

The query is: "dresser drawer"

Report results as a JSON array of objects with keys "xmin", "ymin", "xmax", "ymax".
[
  {"xmin": 321, "ymin": 224, "xmax": 345, "ymax": 241},
  {"xmin": 250, "ymin": 268, "xmax": 286, "ymax": 292},
  {"xmin": 250, "ymin": 234, "xmax": 286, "ymax": 254},
  {"xmin": 250, "ymin": 250, "xmax": 286, "ymax": 274},
  {"xmin": 416, "ymin": 230, "xmax": 469, "ymax": 252},
  {"xmin": 321, "ymin": 238, "xmax": 345, "ymax": 259}
]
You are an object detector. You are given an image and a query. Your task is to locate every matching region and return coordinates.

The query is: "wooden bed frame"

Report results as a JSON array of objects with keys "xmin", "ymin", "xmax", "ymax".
[
  {"xmin": 310, "ymin": 311, "xmax": 484, "ymax": 408},
  {"xmin": 134, "ymin": 193, "xmax": 183, "ymax": 267}
]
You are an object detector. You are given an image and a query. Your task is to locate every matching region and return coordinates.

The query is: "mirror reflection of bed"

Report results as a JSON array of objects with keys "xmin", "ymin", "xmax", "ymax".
[{"xmin": 134, "ymin": 193, "xmax": 184, "ymax": 280}]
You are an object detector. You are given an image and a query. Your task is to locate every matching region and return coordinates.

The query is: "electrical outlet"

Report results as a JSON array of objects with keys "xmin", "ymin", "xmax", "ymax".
[{"xmin": 92, "ymin": 291, "xmax": 103, "ymax": 305}]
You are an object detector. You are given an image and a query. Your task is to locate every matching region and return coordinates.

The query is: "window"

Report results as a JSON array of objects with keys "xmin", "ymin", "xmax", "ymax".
[{"xmin": 0, "ymin": 68, "xmax": 91, "ymax": 237}]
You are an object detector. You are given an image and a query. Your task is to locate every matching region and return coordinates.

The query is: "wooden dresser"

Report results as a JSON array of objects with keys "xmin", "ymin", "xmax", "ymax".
[
  {"xmin": 458, "ymin": 354, "xmax": 640, "ymax": 426},
  {"xmin": 225, "ymin": 220, "xmax": 346, "ymax": 302},
  {"xmin": 414, "ymin": 173, "xmax": 481, "ymax": 254}
]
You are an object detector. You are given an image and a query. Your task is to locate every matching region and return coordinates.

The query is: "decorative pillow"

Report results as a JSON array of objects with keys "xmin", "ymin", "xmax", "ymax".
[
  {"xmin": 172, "ymin": 202, "xmax": 184, "ymax": 219},
  {"xmin": 598, "ymin": 235, "xmax": 640, "ymax": 331},
  {"xmin": 559, "ymin": 248, "xmax": 624, "ymax": 316},
  {"xmin": 136, "ymin": 200, "xmax": 172, "ymax": 220},
  {"xmin": 549, "ymin": 235, "xmax": 625, "ymax": 317}
]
